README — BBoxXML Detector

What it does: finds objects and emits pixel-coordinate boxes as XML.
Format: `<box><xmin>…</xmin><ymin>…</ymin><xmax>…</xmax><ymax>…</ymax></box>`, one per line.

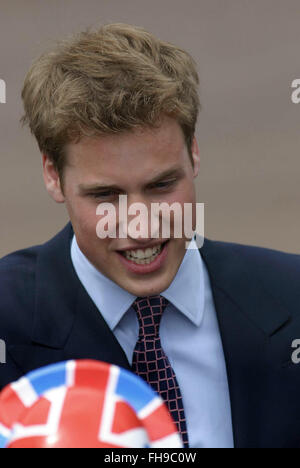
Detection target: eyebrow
<box><xmin>78</xmin><ymin>166</ymin><xmax>185</xmax><ymax>193</ymax></box>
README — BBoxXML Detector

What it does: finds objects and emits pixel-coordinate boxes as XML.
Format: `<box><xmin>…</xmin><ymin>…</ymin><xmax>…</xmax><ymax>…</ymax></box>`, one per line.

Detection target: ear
<box><xmin>191</xmin><ymin>137</ymin><xmax>200</xmax><ymax>178</ymax></box>
<box><xmin>42</xmin><ymin>155</ymin><xmax>65</xmax><ymax>203</ymax></box>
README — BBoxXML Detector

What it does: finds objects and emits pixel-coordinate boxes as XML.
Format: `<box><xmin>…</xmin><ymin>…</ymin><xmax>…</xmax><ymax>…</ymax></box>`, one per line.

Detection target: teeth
<box><xmin>130</xmin><ymin>247</ymin><xmax>160</xmax><ymax>259</ymax></box>
<box><xmin>123</xmin><ymin>244</ymin><xmax>163</xmax><ymax>263</ymax></box>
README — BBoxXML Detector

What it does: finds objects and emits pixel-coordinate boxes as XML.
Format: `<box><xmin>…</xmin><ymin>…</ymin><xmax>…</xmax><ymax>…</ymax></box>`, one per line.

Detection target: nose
<box><xmin>118</xmin><ymin>195</ymin><xmax>161</xmax><ymax>241</ymax></box>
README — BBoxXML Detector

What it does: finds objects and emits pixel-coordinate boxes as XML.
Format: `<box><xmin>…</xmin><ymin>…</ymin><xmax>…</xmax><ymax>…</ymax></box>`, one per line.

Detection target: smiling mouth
<box><xmin>117</xmin><ymin>240</ymin><xmax>169</xmax><ymax>265</ymax></box>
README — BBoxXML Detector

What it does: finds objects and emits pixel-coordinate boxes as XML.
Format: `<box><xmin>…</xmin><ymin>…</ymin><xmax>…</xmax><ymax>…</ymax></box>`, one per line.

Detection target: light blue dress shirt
<box><xmin>71</xmin><ymin>236</ymin><xmax>234</xmax><ymax>448</ymax></box>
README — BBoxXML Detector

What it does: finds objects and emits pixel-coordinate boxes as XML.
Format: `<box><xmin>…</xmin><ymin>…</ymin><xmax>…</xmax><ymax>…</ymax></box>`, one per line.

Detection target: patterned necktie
<box><xmin>131</xmin><ymin>295</ymin><xmax>189</xmax><ymax>448</ymax></box>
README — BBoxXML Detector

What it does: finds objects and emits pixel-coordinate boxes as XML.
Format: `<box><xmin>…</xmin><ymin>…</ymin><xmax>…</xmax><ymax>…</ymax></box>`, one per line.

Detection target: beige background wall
<box><xmin>0</xmin><ymin>0</ymin><xmax>299</xmax><ymax>257</ymax></box>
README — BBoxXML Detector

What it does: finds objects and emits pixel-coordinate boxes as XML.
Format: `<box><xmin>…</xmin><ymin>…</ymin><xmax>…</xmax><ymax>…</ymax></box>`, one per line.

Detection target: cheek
<box><xmin>67</xmin><ymin>198</ymin><xmax>100</xmax><ymax>239</ymax></box>
<box><xmin>158</xmin><ymin>187</ymin><xmax>195</xmax><ymax>238</ymax></box>
<box><xmin>166</xmin><ymin>185</ymin><xmax>196</xmax><ymax>213</ymax></box>
<box><xmin>76</xmin><ymin>219</ymin><xmax>112</xmax><ymax>262</ymax></box>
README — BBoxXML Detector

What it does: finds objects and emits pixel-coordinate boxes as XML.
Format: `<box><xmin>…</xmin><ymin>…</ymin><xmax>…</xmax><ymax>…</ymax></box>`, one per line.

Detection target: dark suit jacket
<box><xmin>0</xmin><ymin>222</ymin><xmax>300</xmax><ymax>447</ymax></box>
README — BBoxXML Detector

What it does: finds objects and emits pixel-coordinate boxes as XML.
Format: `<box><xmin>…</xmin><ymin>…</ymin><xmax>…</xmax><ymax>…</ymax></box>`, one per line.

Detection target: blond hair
<box><xmin>21</xmin><ymin>23</ymin><xmax>200</xmax><ymax>177</ymax></box>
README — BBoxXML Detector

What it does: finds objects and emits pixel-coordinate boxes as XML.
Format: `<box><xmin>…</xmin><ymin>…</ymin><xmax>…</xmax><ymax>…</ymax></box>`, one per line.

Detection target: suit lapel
<box><xmin>200</xmin><ymin>239</ymin><xmax>291</xmax><ymax>448</ymax></box>
<box><xmin>62</xmin><ymin>283</ymin><xmax>130</xmax><ymax>368</ymax></box>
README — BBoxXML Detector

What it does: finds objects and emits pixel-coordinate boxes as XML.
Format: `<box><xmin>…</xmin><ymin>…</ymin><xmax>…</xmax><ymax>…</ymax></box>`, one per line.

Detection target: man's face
<box><xmin>43</xmin><ymin>116</ymin><xmax>200</xmax><ymax>297</ymax></box>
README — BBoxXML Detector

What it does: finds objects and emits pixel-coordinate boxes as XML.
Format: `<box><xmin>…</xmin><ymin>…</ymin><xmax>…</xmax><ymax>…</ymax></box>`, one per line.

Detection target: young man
<box><xmin>0</xmin><ymin>23</ymin><xmax>300</xmax><ymax>448</ymax></box>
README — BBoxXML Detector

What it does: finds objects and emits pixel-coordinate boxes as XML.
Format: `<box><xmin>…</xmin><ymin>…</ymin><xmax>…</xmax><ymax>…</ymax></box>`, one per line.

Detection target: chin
<box><xmin>127</xmin><ymin>276</ymin><xmax>174</xmax><ymax>298</ymax></box>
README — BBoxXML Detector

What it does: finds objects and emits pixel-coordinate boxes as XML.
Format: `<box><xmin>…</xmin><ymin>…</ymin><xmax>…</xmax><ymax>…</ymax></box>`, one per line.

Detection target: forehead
<box><xmin>65</xmin><ymin>117</ymin><xmax>187</xmax><ymax>173</ymax></box>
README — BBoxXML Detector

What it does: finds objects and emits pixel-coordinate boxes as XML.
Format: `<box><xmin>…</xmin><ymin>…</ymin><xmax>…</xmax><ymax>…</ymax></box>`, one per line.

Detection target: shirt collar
<box><xmin>162</xmin><ymin>238</ymin><xmax>205</xmax><ymax>327</ymax></box>
<box><xmin>71</xmin><ymin>236</ymin><xmax>205</xmax><ymax>330</ymax></box>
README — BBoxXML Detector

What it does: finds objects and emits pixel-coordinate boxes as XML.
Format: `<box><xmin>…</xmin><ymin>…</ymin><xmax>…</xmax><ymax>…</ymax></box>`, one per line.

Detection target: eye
<box><xmin>153</xmin><ymin>179</ymin><xmax>176</xmax><ymax>189</ymax></box>
<box><xmin>89</xmin><ymin>191</ymin><xmax>117</xmax><ymax>199</ymax></box>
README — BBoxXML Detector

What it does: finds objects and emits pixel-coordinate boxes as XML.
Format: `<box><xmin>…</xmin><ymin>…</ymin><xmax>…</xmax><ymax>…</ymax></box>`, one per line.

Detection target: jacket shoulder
<box><xmin>0</xmin><ymin>245</ymin><xmax>42</xmax><ymax>341</ymax></box>
<box><xmin>0</xmin><ymin>244</ymin><xmax>40</xmax><ymax>271</ymax></box>
<box><xmin>209</xmin><ymin>239</ymin><xmax>300</xmax><ymax>272</ymax></box>
<box><xmin>205</xmin><ymin>238</ymin><xmax>300</xmax><ymax>265</ymax></box>
<box><xmin>202</xmin><ymin>238</ymin><xmax>300</xmax><ymax>315</ymax></box>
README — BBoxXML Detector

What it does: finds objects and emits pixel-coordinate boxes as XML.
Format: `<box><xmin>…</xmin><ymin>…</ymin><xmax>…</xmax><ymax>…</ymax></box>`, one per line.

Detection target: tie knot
<box><xmin>132</xmin><ymin>295</ymin><xmax>169</xmax><ymax>338</ymax></box>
